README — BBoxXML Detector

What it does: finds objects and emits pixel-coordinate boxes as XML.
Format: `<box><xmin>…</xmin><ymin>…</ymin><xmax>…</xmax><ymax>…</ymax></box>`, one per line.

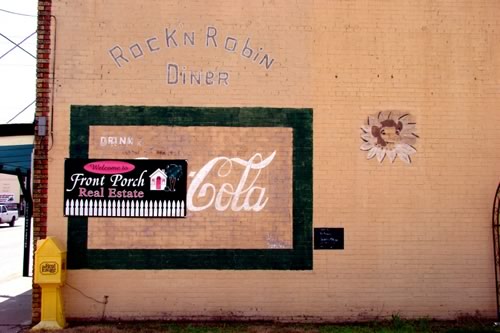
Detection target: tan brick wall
<box><xmin>38</xmin><ymin>0</ymin><xmax>500</xmax><ymax>321</ymax></box>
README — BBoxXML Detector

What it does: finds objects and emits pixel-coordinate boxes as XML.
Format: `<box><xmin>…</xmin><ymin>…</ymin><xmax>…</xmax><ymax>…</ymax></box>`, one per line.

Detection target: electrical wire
<box><xmin>0</xmin><ymin>33</ymin><xmax>36</xmax><ymax>59</ymax></box>
<box><xmin>0</xmin><ymin>9</ymin><xmax>38</xmax><ymax>129</ymax></box>
<box><xmin>0</xmin><ymin>31</ymin><xmax>36</xmax><ymax>60</ymax></box>
<box><xmin>65</xmin><ymin>283</ymin><xmax>109</xmax><ymax>320</ymax></box>
<box><xmin>65</xmin><ymin>283</ymin><xmax>108</xmax><ymax>304</ymax></box>
<box><xmin>0</xmin><ymin>8</ymin><xmax>37</xmax><ymax>17</ymax></box>
<box><xmin>6</xmin><ymin>100</ymin><xmax>35</xmax><ymax>124</ymax></box>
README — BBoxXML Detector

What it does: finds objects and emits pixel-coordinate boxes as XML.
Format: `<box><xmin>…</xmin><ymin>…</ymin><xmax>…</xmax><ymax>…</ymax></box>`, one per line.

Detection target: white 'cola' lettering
<box><xmin>187</xmin><ymin>151</ymin><xmax>276</xmax><ymax>212</ymax></box>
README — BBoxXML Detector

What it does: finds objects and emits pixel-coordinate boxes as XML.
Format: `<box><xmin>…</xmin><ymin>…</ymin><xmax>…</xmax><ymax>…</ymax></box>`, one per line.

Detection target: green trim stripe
<box><xmin>69</xmin><ymin>106</ymin><xmax>313</xmax><ymax>270</ymax></box>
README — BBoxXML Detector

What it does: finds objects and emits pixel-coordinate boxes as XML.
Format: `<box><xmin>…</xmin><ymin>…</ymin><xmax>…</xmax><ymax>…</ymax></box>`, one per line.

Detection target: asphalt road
<box><xmin>0</xmin><ymin>217</ymin><xmax>33</xmax><ymax>282</ymax></box>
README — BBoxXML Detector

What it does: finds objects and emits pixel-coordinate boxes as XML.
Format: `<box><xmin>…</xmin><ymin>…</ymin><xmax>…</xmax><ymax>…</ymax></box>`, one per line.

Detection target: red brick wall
<box><xmin>33</xmin><ymin>0</ymin><xmax>52</xmax><ymax>323</ymax></box>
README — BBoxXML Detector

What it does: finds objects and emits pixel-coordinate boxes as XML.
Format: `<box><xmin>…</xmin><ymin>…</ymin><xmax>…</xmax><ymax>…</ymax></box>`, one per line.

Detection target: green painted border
<box><xmin>68</xmin><ymin>106</ymin><xmax>313</xmax><ymax>270</ymax></box>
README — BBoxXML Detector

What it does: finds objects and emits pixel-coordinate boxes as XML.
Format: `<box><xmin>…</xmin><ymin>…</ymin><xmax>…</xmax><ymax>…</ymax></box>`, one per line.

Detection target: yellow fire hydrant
<box><xmin>32</xmin><ymin>237</ymin><xmax>67</xmax><ymax>330</ymax></box>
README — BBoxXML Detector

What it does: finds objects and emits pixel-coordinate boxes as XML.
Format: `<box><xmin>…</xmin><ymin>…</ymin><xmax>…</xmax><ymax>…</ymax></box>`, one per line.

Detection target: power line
<box><xmin>0</xmin><ymin>32</ymin><xmax>36</xmax><ymax>59</ymax></box>
<box><xmin>0</xmin><ymin>31</ymin><xmax>36</xmax><ymax>60</ymax></box>
<box><xmin>6</xmin><ymin>100</ymin><xmax>36</xmax><ymax>124</ymax></box>
<box><xmin>0</xmin><ymin>8</ymin><xmax>37</xmax><ymax>18</ymax></box>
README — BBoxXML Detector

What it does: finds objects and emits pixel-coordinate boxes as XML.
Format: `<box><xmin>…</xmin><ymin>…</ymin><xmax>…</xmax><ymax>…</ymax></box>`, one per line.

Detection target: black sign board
<box><xmin>64</xmin><ymin>159</ymin><xmax>187</xmax><ymax>218</ymax></box>
<box><xmin>314</xmin><ymin>228</ymin><xmax>344</xmax><ymax>250</ymax></box>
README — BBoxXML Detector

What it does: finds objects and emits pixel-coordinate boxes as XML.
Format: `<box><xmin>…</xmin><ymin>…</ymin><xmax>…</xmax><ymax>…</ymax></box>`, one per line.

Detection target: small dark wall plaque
<box><xmin>314</xmin><ymin>228</ymin><xmax>344</xmax><ymax>250</ymax></box>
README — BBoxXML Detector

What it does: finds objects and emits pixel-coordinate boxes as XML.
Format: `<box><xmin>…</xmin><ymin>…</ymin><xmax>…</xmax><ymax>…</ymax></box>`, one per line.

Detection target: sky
<box><xmin>0</xmin><ymin>1</ymin><xmax>38</xmax><ymax>124</ymax></box>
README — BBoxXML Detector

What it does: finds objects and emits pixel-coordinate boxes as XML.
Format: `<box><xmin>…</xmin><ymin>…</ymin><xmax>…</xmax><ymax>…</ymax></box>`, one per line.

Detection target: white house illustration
<box><xmin>149</xmin><ymin>168</ymin><xmax>167</xmax><ymax>191</ymax></box>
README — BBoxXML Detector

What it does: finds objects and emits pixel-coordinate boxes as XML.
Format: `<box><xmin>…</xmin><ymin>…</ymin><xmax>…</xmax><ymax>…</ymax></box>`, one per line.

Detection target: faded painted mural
<box><xmin>360</xmin><ymin>111</ymin><xmax>418</xmax><ymax>164</ymax></box>
<box><xmin>67</xmin><ymin>106</ymin><xmax>313</xmax><ymax>270</ymax></box>
<box><xmin>90</xmin><ymin>127</ymin><xmax>292</xmax><ymax>249</ymax></box>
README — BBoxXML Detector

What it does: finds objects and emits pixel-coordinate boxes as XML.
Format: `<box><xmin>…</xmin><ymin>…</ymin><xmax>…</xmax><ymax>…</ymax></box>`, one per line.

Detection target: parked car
<box><xmin>0</xmin><ymin>204</ymin><xmax>18</xmax><ymax>227</ymax></box>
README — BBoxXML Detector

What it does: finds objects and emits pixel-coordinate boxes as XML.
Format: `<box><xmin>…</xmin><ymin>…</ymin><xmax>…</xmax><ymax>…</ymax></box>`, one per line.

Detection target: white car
<box><xmin>0</xmin><ymin>204</ymin><xmax>18</xmax><ymax>227</ymax></box>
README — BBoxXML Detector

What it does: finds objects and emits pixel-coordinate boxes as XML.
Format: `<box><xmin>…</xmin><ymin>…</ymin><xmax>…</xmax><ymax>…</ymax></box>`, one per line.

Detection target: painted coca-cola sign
<box><xmin>68</xmin><ymin>106</ymin><xmax>312</xmax><ymax>270</ymax></box>
<box><xmin>64</xmin><ymin>159</ymin><xmax>187</xmax><ymax>217</ymax></box>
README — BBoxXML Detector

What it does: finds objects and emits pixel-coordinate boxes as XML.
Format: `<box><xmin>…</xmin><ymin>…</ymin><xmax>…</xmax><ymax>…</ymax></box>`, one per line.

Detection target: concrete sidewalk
<box><xmin>0</xmin><ymin>276</ymin><xmax>32</xmax><ymax>333</ymax></box>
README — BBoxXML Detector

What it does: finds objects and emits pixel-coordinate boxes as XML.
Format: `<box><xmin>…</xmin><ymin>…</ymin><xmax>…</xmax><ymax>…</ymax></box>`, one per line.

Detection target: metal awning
<box><xmin>0</xmin><ymin>123</ymin><xmax>34</xmax><ymax>176</ymax></box>
<box><xmin>0</xmin><ymin>123</ymin><xmax>34</xmax><ymax>276</ymax></box>
<box><xmin>0</xmin><ymin>144</ymin><xmax>33</xmax><ymax>175</ymax></box>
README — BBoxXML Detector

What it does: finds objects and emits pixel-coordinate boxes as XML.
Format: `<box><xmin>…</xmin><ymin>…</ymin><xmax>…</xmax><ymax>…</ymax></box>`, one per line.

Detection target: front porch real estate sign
<box><xmin>64</xmin><ymin>159</ymin><xmax>188</xmax><ymax>218</ymax></box>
